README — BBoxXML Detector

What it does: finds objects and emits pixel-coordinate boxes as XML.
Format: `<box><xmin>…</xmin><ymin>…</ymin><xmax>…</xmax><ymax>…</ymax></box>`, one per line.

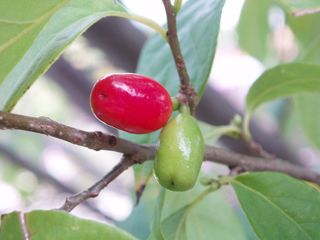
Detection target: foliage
<box><xmin>1</xmin><ymin>0</ymin><xmax>320</xmax><ymax>239</ymax></box>
<box><xmin>0</xmin><ymin>210</ymin><xmax>136</xmax><ymax>240</ymax></box>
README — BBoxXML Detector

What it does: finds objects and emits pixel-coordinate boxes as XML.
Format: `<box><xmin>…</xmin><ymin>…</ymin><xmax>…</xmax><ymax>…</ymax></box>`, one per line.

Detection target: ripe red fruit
<box><xmin>90</xmin><ymin>73</ymin><xmax>173</xmax><ymax>134</ymax></box>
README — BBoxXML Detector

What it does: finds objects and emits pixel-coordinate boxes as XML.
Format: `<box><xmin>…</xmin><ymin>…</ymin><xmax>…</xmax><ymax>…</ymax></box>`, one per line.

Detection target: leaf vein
<box><xmin>233</xmin><ymin>180</ymin><xmax>313</xmax><ymax>240</ymax></box>
<box><xmin>0</xmin><ymin>0</ymin><xmax>69</xmax><ymax>53</ymax></box>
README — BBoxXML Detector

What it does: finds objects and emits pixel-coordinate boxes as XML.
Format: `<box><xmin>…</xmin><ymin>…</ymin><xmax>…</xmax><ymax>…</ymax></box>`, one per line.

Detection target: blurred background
<box><xmin>1</xmin><ymin>0</ymin><xmax>319</xmax><ymax>239</ymax></box>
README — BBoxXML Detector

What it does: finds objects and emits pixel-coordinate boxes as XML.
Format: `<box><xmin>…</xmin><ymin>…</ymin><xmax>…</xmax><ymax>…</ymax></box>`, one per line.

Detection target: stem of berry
<box><xmin>162</xmin><ymin>0</ymin><xmax>198</xmax><ymax>114</ymax></box>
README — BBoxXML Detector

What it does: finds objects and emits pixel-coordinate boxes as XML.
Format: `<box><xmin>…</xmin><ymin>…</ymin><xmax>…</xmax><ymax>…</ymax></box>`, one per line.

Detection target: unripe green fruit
<box><xmin>154</xmin><ymin>112</ymin><xmax>205</xmax><ymax>191</ymax></box>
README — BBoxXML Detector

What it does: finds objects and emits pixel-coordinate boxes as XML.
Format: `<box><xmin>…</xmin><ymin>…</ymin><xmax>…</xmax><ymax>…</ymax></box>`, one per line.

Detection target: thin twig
<box><xmin>60</xmin><ymin>154</ymin><xmax>142</xmax><ymax>212</ymax></box>
<box><xmin>162</xmin><ymin>0</ymin><xmax>197</xmax><ymax>113</ymax></box>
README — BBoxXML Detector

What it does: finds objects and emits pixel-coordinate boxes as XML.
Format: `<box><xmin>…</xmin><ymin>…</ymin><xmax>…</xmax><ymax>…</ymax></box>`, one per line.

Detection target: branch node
<box><xmin>108</xmin><ymin>135</ymin><xmax>117</xmax><ymax>147</ymax></box>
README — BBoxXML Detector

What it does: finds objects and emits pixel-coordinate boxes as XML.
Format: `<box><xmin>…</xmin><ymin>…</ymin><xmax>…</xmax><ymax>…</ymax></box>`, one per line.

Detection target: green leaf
<box><xmin>119</xmin><ymin>180</ymin><xmax>163</xmax><ymax>239</ymax></box>
<box><xmin>302</xmin><ymin>41</ymin><xmax>320</xmax><ymax>65</ymax></box>
<box><xmin>232</xmin><ymin>172</ymin><xmax>320</xmax><ymax>240</ymax></box>
<box><xmin>237</xmin><ymin>0</ymin><xmax>272</xmax><ymax>61</ymax></box>
<box><xmin>284</xmin><ymin>12</ymin><xmax>320</xmax><ymax>150</ymax></box>
<box><xmin>161</xmin><ymin>205</ymin><xmax>189</xmax><ymax>240</ymax></box>
<box><xmin>0</xmin><ymin>212</ymin><xmax>24</xmax><ymax>240</ymax></box>
<box><xmin>246</xmin><ymin>63</ymin><xmax>320</xmax><ymax>114</ymax></box>
<box><xmin>160</xmin><ymin>184</ymin><xmax>246</xmax><ymax>240</ymax></box>
<box><xmin>286</xmin><ymin>11</ymin><xmax>320</xmax><ymax>64</ymax></box>
<box><xmin>0</xmin><ymin>0</ymin><xmax>125</xmax><ymax>111</ymax></box>
<box><xmin>287</xmin><ymin>13</ymin><xmax>320</xmax><ymax>47</ymax></box>
<box><xmin>0</xmin><ymin>210</ymin><xmax>136</xmax><ymax>240</ymax></box>
<box><xmin>294</xmin><ymin>93</ymin><xmax>320</xmax><ymax>148</ymax></box>
<box><xmin>198</xmin><ymin>121</ymin><xmax>222</xmax><ymax>144</ymax></box>
<box><xmin>137</xmin><ymin>0</ymin><xmax>226</xmax><ymax>97</ymax></box>
<box><xmin>275</xmin><ymin>0</ymin><xmax>320</xmax><ymax>14</ymax></box>
<box><xmin>198</xmin><ymin>121</ymin><xmax>239</xmax><ymax>145</ymax></box>
<box><xmin>284</xmin><ymin>10</ymin><xmax>320</xmax><ymax>150</ymax></box>
<box><xmin>148</xmin><ymin>188</ymin><xmax>166</xmax><ymax>240</ymax></box>
<box><xmin>118</xmin><ymin>199</ymin><xmax>153</xmax><ymax>240</ymax></box>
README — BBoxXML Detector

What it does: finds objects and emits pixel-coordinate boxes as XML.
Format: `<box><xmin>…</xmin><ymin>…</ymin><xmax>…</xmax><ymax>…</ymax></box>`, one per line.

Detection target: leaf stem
<box><xmin>242</xmin><ymin>112</ymin><xmax>252</xmax><ymax>142</ymax></box>
<box><xmin>174</xmin><ymin>0</ymin><xmax>183</xmax><ymax>14</ymax></box>
<box><xmin>205</xmin><ymin>125</ymin><xmax>241</xmax><ymax>140</ymax></box>
<box><xmin>112</xmin><ymin>12</ymin><xmax>167</xmax><ymax>40</ymax></box>
<box><xmin>171</xmin><ymin>97</ymin><xmax>180</xmax><ymax>110</ymax></box>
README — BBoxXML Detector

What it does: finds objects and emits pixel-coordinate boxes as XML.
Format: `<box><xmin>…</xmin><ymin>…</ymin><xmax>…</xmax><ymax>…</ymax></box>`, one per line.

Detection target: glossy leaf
<box><xmin>0</xmin><ymin>210</ymin><xmax>136</xmax><ymax>240</ymax></box>
<box><xmin>159</xmin><ymin>184</ymin><xmax>246</xmax><ymax>240</ymax></box>
<box><xmin>276</xmin><ymin>0</ymin><xmax>320</xmax><ymax>14</ymax></box>
<box><xmin>232</xmin><ymin>172</ymin><xmax>320</xmax><ymax>240</ymax></box>
<box><xmin>246</xmin><ymin>63</ymin><xmax>320</xmax><ymax>113</ymax></box>
<box><xmin>137</xmin><ymin>0</ymin><xmax>225</xmax><ymax>97</ymax></box>
<box><xmin>0</xmin><ymin>212</ymin><xmax>24</xmax><ymax>240</ymax></box>
<box><xmin>0</xmin><ymin>0</ymin><xmax>125</xmax><ymax>111</ymax></box>
<box><xmin>237</xmin><ymin>0</ymin><xmax>271</xmax><ymax>61</ymax></box>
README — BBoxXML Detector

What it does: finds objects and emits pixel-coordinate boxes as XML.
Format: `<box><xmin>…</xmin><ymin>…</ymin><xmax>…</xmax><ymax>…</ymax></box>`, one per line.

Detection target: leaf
<box><xmin>237</xmin><ymin>0</ymin><xmax>272</xmax><ymax>61</ymax></box>
<box><xmin>0</xmin><ymin>210</ymin><xmax>136</xmax><ymax>240</ymax></box>
<box><xmin>275</xmin><ymin>0</ymin><xmax>320</xmax><ymax>14</ymax></box>
<box><xmin>137</xmin><ymin>0</ymin><xmax>226</xmax><ymax>97</ymax></box>
<box><xmin>285</xmin><ymin>13</ymin><xmax>320</xmax><ymax>150</ymax></box>
<box><xmin>160</xmin><ymin>184</ymin><xmax>246</xmax><ymax>240</ymax></box>
<box><xmin>0</xmin><ymin>212</ymin><xmax>24</xmax><ymax>240</ymax></box>
<box><xmin>118</xmin><ymin>200</ymin><xmax>153</xmax><ymax>240</ymax></box>
<box><xmin>198</xmin><ymin>121</ymin><xmax>222</xmax><ymax>144</ymax></box>
<box><xmin>148</xmin><ymin>188</ymin><xmax>166</xmax><ymax>240</ymax></box>
<box><xmin>232</xmin><ymin>172</ymin><xmax>320</xmax><ymax>240</ymax></box>
<box><xmin>246</xmin><ymin>63</ymin><xmax>320</xmax><ymax>114</ymax></box>
<box><xmin>0</xmin><ymin>0</ymin><xmax>125</xmax><ymax>111</ymax></box>
<box><xmin>287</xmin><ymin>13</ymin><xmax>320</xmax><ymax>47</ymax></box>
<box><xmin>161</xmin><ymin>205</ymin><xmax>189</xmax><ymax>240</ymax></box>
<box><xmin>119</xmin><ymin>180</ymin><xmax>162</xmax><ymax>240</ymax></box>
<box><xmin>286</xmin><ymin>11</ymin><xmax>320</xmax><ymax>64</ymax></box>
<box><xmin>198</xmin><ymin>121</ymin><xmax>239</xmax><ymax>145</ymax></box>
<box><xmin>294</xmin><ymin>93</ymin><xmax>320</xmax><ymax>148</ymax></box>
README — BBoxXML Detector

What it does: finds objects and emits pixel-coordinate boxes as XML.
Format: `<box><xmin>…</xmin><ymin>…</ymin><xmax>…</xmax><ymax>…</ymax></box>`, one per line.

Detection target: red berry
<box><xmin>90</xmin><ymin>73</ymin><xmax>173</xmax><ymax>134</ymax></box>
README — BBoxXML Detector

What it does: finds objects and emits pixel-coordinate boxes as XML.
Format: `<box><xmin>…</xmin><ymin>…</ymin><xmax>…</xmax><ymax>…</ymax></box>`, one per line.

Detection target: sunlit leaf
<box><xmin>0</xmin><ymin>0</ymin><xmax>125</xmax><ymax>111</ymax></box>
